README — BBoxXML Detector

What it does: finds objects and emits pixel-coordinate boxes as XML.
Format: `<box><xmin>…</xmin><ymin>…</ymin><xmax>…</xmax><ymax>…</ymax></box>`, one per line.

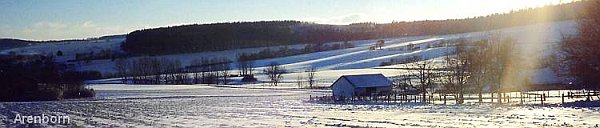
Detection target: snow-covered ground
<box><xmin>2</xmin><ymin>20</ymin><xmax>600</xmax><ymax>127</ymax></box>
<box><xmin>1</xmin><ymin>85</ymin><xmax>599</xmax><ymax>127</ymax></box>
<box><xmin>0</xmin><ymin>37</ymin><xmax>125</xmax><ymax>62</ymax></box>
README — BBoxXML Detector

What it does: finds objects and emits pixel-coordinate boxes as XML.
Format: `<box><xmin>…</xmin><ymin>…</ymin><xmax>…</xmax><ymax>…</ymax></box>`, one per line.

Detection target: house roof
<box><xmin>335</xmin><ymin>74</ymin><xmax>392</xmax><ymax>88</ymax></box>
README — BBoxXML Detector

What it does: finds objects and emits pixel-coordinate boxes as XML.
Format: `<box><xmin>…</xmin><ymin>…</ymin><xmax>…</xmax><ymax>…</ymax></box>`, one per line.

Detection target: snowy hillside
<box><xmin>1</xmin><ymin>21</ymin><xmax>577</xmax><ymax>85</ymax></box>
<box><xmin>0</xmin><ymin>36</ymin><xmax>125</xmax><ymax>62</ymax></box>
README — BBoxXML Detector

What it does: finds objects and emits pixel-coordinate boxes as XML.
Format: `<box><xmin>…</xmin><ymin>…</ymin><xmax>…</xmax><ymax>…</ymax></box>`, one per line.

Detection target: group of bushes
<box><xmin>237</xmin><ymin>42</ymin><xmax>355</xmax><ymax>61</ymax></box>
<box><xmin>0</xmin><ymin>54</ymin><xmax>95</xmax><ymax>102</ymax></box>
<box><xmin>73</xmin><ymin>48</ymin><xmax>126</xmax><ymax>62</ymax></box>
<box><xmin>380</xmin><ymin>55</ymin><xmax>421</xmax><ymax>66</ymax></box>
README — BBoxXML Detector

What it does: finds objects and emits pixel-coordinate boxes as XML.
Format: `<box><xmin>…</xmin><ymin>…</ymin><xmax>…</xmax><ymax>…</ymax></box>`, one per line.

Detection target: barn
<box><xmin>330</xmin><ymin>74</ymin><xmax>393</xmax><ymax>99</ymax></box>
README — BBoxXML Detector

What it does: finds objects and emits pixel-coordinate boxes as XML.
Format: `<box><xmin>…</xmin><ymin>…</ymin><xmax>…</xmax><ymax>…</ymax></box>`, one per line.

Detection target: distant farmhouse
<box><xmin>331</xmin><ymin>74</ymin><xmax>393</xmax><ymax>99</ymax></box>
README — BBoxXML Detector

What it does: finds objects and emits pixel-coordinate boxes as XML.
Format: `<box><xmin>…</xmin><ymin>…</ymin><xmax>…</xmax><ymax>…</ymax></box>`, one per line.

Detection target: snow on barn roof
<box><xmin>335</xmin><ymin>74</ymin><xmax>392</xmax><ymax>88</ymax></box>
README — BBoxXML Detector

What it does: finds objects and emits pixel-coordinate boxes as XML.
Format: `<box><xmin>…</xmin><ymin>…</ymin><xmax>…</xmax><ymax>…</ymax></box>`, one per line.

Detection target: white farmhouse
<box><xmin>330</xmin><ymin>74</ymin><xmax>393</xmax><ymax>99</ymax></box>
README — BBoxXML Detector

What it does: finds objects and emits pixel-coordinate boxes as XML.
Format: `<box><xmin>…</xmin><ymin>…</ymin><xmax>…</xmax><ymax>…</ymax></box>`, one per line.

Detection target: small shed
<box><xmin>330</xmin><ymin>74</ymin><xmax>393</xmax><ymax>99</ymax></box>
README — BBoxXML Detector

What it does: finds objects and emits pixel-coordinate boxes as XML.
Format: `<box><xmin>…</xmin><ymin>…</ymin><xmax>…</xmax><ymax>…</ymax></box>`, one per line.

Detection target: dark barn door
<box><xmin>366</xmin><ymin>87</ymin><xmax>376</xmax><ymax>95</ymax></box>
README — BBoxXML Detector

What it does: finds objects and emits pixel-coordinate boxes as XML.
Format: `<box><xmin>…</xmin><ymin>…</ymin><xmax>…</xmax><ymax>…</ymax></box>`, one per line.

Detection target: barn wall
<box><xmin>332</xmin><ymin>79</ymin><xmax>354</xmax><ymax>99</ymax></box>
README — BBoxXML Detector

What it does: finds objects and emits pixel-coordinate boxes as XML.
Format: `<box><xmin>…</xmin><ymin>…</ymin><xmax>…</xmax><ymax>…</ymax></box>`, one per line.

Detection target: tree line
<box><xmin>115</xmin><ymin>57</ymin><xmax>233</xmax><ymax>85</ymax></box>
<box><xmin>122</xmin><ymin>1</ymin><xmax>584</xmax><ymax>56</ymax></box>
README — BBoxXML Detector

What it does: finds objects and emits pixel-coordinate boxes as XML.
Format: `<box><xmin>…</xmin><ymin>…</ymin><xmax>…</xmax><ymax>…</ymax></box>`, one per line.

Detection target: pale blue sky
<box><xmin>0</xmin><ymin>0</ymin><xmax>569</xmax><ymax>40</ymax></box>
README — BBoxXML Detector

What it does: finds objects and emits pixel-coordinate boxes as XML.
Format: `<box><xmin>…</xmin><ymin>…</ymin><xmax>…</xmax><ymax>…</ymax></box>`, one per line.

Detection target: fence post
<box><xmin>508</xmin><ymin>93</ymin><xmax>511</xmax><ymax>103</ymax></box>
<box><xmin>491</xmin><ymin>93</ymin><xmax>494</xmax><ymax>103</ymax></box>
<box><xmin>541</xmin><ymin>93</ymin><xmax>545</xmax><ymax>105</ymax></box>
<box><xmin>562</xmin><ymin>93</ymin><xmax>565</xmax><ymax>104</ymax></box>
<box><xmin>443</xmin><ymin>94</ymin><xmax>447</xmax><ymax>105</ymax></box>
<box><xmin>520</xmin><ymin>92</ymin><xmax>523</xmax><ymax>105</ymax></box>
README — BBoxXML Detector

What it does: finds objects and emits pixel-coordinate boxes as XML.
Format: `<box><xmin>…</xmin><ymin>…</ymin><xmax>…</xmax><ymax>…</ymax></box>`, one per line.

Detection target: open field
<box><xmin>1</xmin><ymin>85</ymin><xmax>599</xmax><ymax>127</ymax></box>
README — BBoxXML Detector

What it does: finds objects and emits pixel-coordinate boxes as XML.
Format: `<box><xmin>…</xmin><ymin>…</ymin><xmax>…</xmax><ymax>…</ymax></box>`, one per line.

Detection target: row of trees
<box><xmin>114</xmin><ymin>55</ymin><xmax>314</xmax><ymax>87</ymax></box>
<box><xmin>123</xmin><ymin>1</ymin><xmax>584</xmax><ymax>56</ymax></box>
<box><xmin>444</xmin><ymin>38</ymin><xmax>520</xmax><ymax>104</ymax></box>
<box><xmin>397</xmin><ymin>37</ymin><xmax>520</xmax><ymax>104</ymax></box>
<box><xmin>395</xmin><ymin>0</ymin><xmax>600</xmax><ymax>104</ymax></box>
<box><xmin>189</xmin><ymin>57</ymin><xmax>232</xmax><ymax>85</ymax></box>
<box><xmin>115</xmin><ymin>57</ymin><xmax>187</xmax><ymax>84</ymax></box>
<box><xmin>115</xmin><ymin>57</ymin><xmax>234</xmax><ymax>85</ymax></box>
<box><xmin>115</xmin><ymin>57</ymin><xmax>318</xmax><ymax>88</ymax></box>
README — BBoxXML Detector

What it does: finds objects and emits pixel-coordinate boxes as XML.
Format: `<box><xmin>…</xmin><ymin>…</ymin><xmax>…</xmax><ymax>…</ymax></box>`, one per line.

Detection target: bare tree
<box><xmin>376</xmin><ymin>40</ymin><xmax>385</xmax><ymax>50</ymax></box>
<box><xmin>264</xmin><ymin>62</ymin><xmax>286</xmax><ymax>86</ymax></box>
<box><xmin>238</xmin><ymin>60</ymin><xmax>254</xmax><ymax>76</ymax></box>
<box><xmin>443</xmin><ymin>39</ymin><xmax>471</xmax><ymax>104</ymax></box>
<box><xmin>466</xmin><ymin>40</ymin><xmax>490</xmax><ymax>103</ymax></box>
<box><xmin>199</xmin><ymin>57</ymin><xmax>214</xmax><ymax>84</ymax></box>
<box><xmin>407</xmin><ymin>58</ymin><xmax>436</xmax><ymax>102</ymax></box>
<box><xmin>130</xmin><ymin>57</ymin><xmax>158</xmax><ymax>84</ymax></box>
<box><xmin>296</xmin><ymin>74</ymin><xmax>303</xmax><ymax>88</ymax></box>
<box><xmin>467</xmin><ymin>35</ymin><xmax>519</xmax><ymax>103</ymax></box>
<box><xmin>305</xmin><ymin>66</ymin><xmax>317</xmax><ymax>88</ymax></box>
<box><xmin>559</xmin><ymin>0</ymin><xmax>600</xmax><ymax>98</ymax></box>
<box><xmin>495</xmin><ymin>38</ymin><xmax>518</xmax><ymax>103</ymax></box>
<box><xmin>171</xmin><ymin>60</ymin><xmax>186</xmax><ymax>84</ymax></box>
<box><xmin>149</xmin><ymin>58</ymin><xmax>161</xmax><ymax>84</ymax></box>
<box><xmin>396</xmin><ymin>61</ymin><xmax>416</xmax><ymax>92</ymax></box>
<box><xmin>115</xmin><ymin>59</ymin><xmax>129</xmax><ymax>83</ymax></box>
<box><xmin>219</xmin><ymin>60</ymin><xmax>231</xmax><ymax>85</ymax></box>
<box><xmin>128</xmin><ymin>58</ymin><xmax>139</xmax><ymax>84</ymax></box>
<box><xmin>161</xmin><ymin>58</ymin><xmax>175</xmax><ymax>84</ymax></box>
<box><xmin>190</xmin><ymin>58</ymin><xmax>203</xmax><ymax>84</ymax></box>
<box><xmin>395</xmin><ymin>56</ymin><xmax>422</xmax><ymax>98</ymax></box>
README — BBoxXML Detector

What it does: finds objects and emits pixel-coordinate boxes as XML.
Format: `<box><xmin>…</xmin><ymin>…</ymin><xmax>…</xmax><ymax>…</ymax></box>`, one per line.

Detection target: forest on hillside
<box><xmin>123</xmin><ymin>1</ymin><xmax>585</xmax><ymax>55</ymax></box>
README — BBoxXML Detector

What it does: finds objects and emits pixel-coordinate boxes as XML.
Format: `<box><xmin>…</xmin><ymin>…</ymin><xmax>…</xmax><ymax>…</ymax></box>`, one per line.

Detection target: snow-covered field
<box><xmin>1</xmin><ymin>85</ymin><xmax>599</xmax><ymax>127</ymax></box>
<box><xmin>1</xmin><ymin>21</ymin><xmax>592</xmax><ymax>127</ymax></box>
<box><xmin>0</xmin><ymin>21</ymin><xmax>577</xmax><ymax>85</ymax></box>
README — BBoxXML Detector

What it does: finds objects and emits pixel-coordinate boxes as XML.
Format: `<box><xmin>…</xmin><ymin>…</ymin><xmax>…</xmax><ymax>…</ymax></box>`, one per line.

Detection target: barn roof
<box><xmin>335</xmin><ymin>74</ymin><xmax>392</xmax><ymax>88</ymax></box>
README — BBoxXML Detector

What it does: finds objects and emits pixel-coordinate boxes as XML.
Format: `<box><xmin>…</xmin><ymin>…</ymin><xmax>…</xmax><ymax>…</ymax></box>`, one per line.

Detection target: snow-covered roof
<box><xmin>337</xmin><ymin>74</ymin><xmax>392</xmax><ymax>88</ymax></box>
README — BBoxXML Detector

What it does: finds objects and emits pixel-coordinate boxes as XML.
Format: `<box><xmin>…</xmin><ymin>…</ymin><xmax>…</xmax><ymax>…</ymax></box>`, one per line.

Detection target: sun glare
<box><xmin>496</xmin><ymin>0</ymin><xmax>563</xmax><ymax>92</ymax></box>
